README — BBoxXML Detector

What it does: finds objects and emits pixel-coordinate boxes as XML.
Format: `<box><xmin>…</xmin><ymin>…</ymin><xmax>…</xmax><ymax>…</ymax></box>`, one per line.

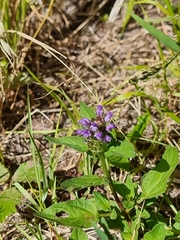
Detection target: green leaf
<box><xmin>93</xmin><ymin>192</ymin><xmax>111</xmax><ymax>211</ymax></box>
<box><xmin>108</xmin><ymin>156</ymin><xmax>130</xmax><ymax>171</ymax></box>
<box><xmin>113</xmin><ymin>181</ymin><xmax>130</xmax><ymax>198</ymax></box>
<box><xmin>125</xmin><ymin>175</ymin><xmax>136</xmax><ymax>199</ymax></box>
<box><xmin>79</xmin><ymin>102</ymin><xmax>96</xmax><ymax>119</ymax></box>
<box><xmin>61</xmin><ymin>175</ymin><xmax>109</xmax><ymax>192</ymax></box>
<box><xmin>0</xmin><ymin>162</ymin><xmax>10</xmax><ymax>183</ymax></box>
<box><xmin>93</xmin><ymin>218</ymin><xmax>116</xmax><ymax>240</ymax></box>
<box><xmin>174</xmin><ymin>222</ymin><xmax>180</xmax><ymax>230</ymax></box>
<box><xmin>121</xmin><ymin>232</ymin><xmax>133</xmax><ymax>240</ymax></box>
<box><xmin>45</xmin><ymin>135</ymin><xmax>88</xmax><ymax>152</ymax></box>
<box><xmin>110</xmin><ymin>208</ymin><xmax>117</xmax><ymax>220</ymax></box>
<box><xmin>175</xmin><ymin>211</ymin><xmax>180</xmax><ymax>223</ymax></box>
<box><xmin>70</xmin><ymin>227</ymin><xmax>88</xmax><ymax>240</ymax></box>
<box><xmin>140</xmin><ymin>146</ymin><xmax>178</xmax><ymax>200</ymax></box>
<box><xmin>168</xmin><ymin>64</ymin><xmax>180</xmax><ymax>77</ymax></box>
<box><xmin>141</xmin><ymin>209</ymin><xmax>150</xmax><ymax>219</ymax></box>
<box><xmin>105</xmin><ymin>140</ymin><xmax>136</xmax><ymax>159</ymax></box>
<box><xmin>92</xmin><ymin>223</ymin><xmax>109</xmax><ymax>240</ymax></box>
<box><xmin>103</xmin><ymin>91</ymin><xmax>151</xmax><ymax>105</ymax></box>
<box><xmin>145</xmin><ymin>210</ymin><xmax>165</xmax><ymax>230</ymax></box>
<box><xmin>14</xmin><ymin>182</ymin><xmax>38</xmax><ymax>206</ymax></box>
<box><xmin>136</xmin><ymin>209</ymin><xmax>150</xmax><ymax>220</ymax></box>
<box><xmin>144</xmin><ymin>223</ymin><xmax>166</xmax><ymax>240</ymax></box>
<box><xmin>121</xmin><ymin>0</ymin><xmax>136</xmax><ymax>35</ymax></box>
<box><xmin>166</xmin><ymin>111</ymin><xmax>180</xmax><ymax>124</ymax></box>
<box><xmin>127</xmin><ymin>113</ymin><xmax>150</xmax><ymax>141</ymax></box>
<box><xmin>0</xmin><ymin>187</ymin><xmax>22</xmax><ymax>223</ymax></box>
<box><xmin>122</xmin><ymin>200</ymin><xmax>135</xmax><ymax>210</ymax></box>
<box><xmin>130</xmin><ymin>12</ymin><xmax>180</xmax><ymax>52</ymax></box>
<box><xmin>35</xmin><ymin>199</ymin><xmax>98</xmax><ymax>228</ymax></box>
<box><xmin>12</xmin><ymin>161</ymin><xmax>37</xmax><ymax>183</ymax></box>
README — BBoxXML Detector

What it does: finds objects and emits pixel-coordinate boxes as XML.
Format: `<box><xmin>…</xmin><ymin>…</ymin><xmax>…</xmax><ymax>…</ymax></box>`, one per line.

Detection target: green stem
<box><xmin>98</xmin><ymin>152</ymin><xmax>131</xmax><ymax>223</ymax></box>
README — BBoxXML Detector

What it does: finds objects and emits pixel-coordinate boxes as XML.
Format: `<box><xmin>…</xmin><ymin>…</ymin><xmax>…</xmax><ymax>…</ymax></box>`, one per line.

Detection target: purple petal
<box><xmin>76</xmin><ymin>129</ymin><xmax>91</xmax><ymax>138</ymax></box>
<box><xmin>106</xmin><ymin>123</ymin><xmax>116</xmax><ymax>132</ymax></box>
<box><xmin>90</xmin><ymin>122</ymin><xmax>98</xmax><ymax>131</ymax></box>
<box><xmin>96</xmin><ymin>105</ymin><xmax>103</xmax><ymax>117</ymax></box>
<box><xmin>78</xmin><ymin>118</ymin><xmax>91</xmax><ymax>127</ymax></box>
<box><xmin>103</xmin><ymin>135</ymin><xmax>111</xmax><ymax>142</ymax></box>
<box><xmin>76</xmin><ymin>129</ymin><xmax>85</xmax><ymax>135</ymax></box>
<box><xmin>104</xmin><ymin>112</ymin><xmax>113</xmax><ymax>122</ymax></box>
<box><xmin>94</xmin><ymin>131</ymin><xmax>103</xmax><ymax>140</ymax></box>
<box><xmin>82</xmin><ymin>130</ymin><xmax>91</xmax><ymax>138</ymax></box>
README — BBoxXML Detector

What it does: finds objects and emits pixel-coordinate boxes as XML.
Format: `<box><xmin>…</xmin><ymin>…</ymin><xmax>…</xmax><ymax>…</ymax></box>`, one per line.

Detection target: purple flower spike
<box><xmin>106</xmin><ymin>123</ymin><xmax>116</xmax><ymax>132</ymax></box>
<box><xmin>78</xmin><ymin>118</ymin><xmax>91</xmax><ymax>127</ymax></box>
<box><xmin>94</xmin><ymin>132</ymin><xmax>103</xmax><ymax>140</ymax></box>
<box><xmin>96</xmin><ymin>105</ymin><xmax>103</xmax><ymax>117</ymax></box>
<box><xmin>104</xmin><ymin>112</ymin><xmax>113</xmax><ymax>122</ymax></box>
<box><xmin>76</xmin><ymin>104</ymin><xmax>116</xmax><ymax>144</ymax></box>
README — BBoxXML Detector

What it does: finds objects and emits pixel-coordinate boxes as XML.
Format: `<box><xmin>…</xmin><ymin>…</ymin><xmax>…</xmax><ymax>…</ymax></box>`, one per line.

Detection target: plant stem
<box><xmin>98</xmin><ymin>152</ymin><xmax>131</xmax><ymax>223</ymax></box>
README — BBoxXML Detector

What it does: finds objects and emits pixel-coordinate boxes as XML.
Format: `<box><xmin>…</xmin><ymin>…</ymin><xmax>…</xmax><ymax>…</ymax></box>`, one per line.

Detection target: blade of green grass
<box><xmin>135</xmin><ymin>1</ymin><xmax>169</xmax><ymax>15</ymax></box>
<box><xmin>27</xmin><ymin>87</ymin><xmax>48</xmax><ymax>203</ymax></box>
<box><xmin>164</xmin><ymin>0</ymin><xmax>180</xmax><ymax>40</ymax></box>
<box><xmin>15</xmin><ymin>225</ymin><xmax>33</xmax><ymax>240</ymax></box>
<box><xmin>130</xmin><ymin>12</ymin><xmax>180</xmax><ymax>52</ymax></box>
<box><xmin>121</xmin><ymin>0</ymin><xmax>136</xmax><ymax>36</ymax></box>
<box><xmin>14</xmin><ymin>182</ymin><xmax>38</xmax><ymax>207</ymax></box>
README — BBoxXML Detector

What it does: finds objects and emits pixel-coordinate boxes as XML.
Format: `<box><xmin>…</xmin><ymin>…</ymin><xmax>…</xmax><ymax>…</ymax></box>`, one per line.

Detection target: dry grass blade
<box><xmin>108</xmin><ymin>0</ymin><xmax>125</xmax><ymax>22</ymax></box>
<box><xmin>7</xmin><ymin>30</ymin><xmax>99</xmax><ymax>102</ymax></box>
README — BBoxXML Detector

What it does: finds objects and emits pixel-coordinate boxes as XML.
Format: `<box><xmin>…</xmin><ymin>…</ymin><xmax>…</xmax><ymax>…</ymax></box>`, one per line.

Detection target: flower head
<box><xmin>76</xmin><ymin>105</ymin><xmax>116</xmax><ymax>143</ymax></box>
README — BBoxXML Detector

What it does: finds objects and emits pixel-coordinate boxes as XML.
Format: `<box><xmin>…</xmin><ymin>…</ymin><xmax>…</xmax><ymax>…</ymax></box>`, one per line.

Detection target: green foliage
<box><xmin>0</xmin><ymin>187</ymin><xmax>22</xmax><ymax>222</ymax></box>
<box><xmin>12</xmin><ymin>161</ymin><xmax>38</xmax><ymax>183</ymax></box>
<box><xmin>144</xmin><ymin>223</ymin><xmax>166</xmax><ymax>240</ymax></box>
<box><xmin>93</xmin><ymin>219</ymin><xmax>117</xmax><ymax>240</ymax></box>
<box><xmin>46</xmin><ymin>135</ymin><xmax>88</xmax><ymax>152</ymax></box>
<box><xmin>0</xmin><ymin>162</ymin><xmax>10</xmax><ymax>183</ymax></box>
<box><xmin>35</xmin><ymin>102</ymin><xmax>180</xmax><ymax>239</ymax></box>
<box><xmin>105</xmin><ymin>140</ymin><xmax>136</xmax><ymax>159</ymax></box>
<box><xmin>35</xmin><ymin>199</ymin><xmax>99</xmax><ymax>228</ymax></box>
<box><xmin>140</xmin><ymin>146</ymin><xmax>178</xmax><ymax>200</ymax></box>
<box><xmin>61</xmin><ymin>175</ymin><xmax>109</xmax><ymax>192</ymax></box>
<box><xmin>130</xmin><ymin>12</ymin><xmax>180</xmax><ymax>52</ymax></box>
<box><xmin>0</xmin><ymin>0</ymin><xmax>30</xmax><ymax>90</ymax></box>
<box><xmin>127</xmin><ymin>113</ymin><xmax>150</xmax><ymax>141</ymax></box>
<box><xmin>175</xmin><ymin>211</ymin><xmax>180</xmax><ymax>223</ymax></box>
<box><xmin>93</xmin><ymin>192</ymin><xmax>111</xmax><ymax>211</ymax></box>
<box><xmin>166</xmin><ymin>111</ymin><xmax>180</xmax><ymax>124</ymax></box>
<box><xmin>70</xmin><ymin>227</ymin><xmax>88</xmax><ymax>240</ymax></box>
<box><xmin>79</xmin><ymin>101</ymin><xmax>96</xmax><ymax>119</ymax></box>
